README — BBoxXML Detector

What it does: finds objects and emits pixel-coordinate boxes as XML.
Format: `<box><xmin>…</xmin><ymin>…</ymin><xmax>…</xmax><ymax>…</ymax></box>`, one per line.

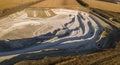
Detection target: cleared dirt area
<box><xmin>83</xmin><ymin>0</ymin><xmax>120</xmax><ymax>12</ymax></box>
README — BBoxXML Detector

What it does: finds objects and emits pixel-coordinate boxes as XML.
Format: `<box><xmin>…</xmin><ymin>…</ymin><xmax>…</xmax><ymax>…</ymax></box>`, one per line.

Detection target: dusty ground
<box><xmin>30</xmin><ymin>0</ymin><xmax>89</xmax><ymax>12</ymax></box>
<box><xmin>0</xmin><ymin>0</ymin><xmax>36</xmax><ymax>9</ymax></box>
<box><xmin>31</xmin><ymin>0</ymin><xmax>80</xmax><ymax>8</ymax></box>
<box><xmin>83</xmin><ymin>0</ymin><xmax>120</xmax><ymax>12</ymax></box>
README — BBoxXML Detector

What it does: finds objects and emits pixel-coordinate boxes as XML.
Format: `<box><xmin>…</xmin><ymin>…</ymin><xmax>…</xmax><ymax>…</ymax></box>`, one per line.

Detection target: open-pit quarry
<box><xmin>0</xmin><ymin>8</ymin><xmax>108</xmax><ymax>56</ymax></box>
<box><xmin>0</xmin><ymin>0</ymin><xmax>119</xmax><ymax>65</ymax></box>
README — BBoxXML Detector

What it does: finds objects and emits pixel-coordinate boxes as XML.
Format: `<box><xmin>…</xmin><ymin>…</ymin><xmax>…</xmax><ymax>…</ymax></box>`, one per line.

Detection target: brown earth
<box><xmin>14</xmin><ymin>43</ymin><xmax>120</xmax><ymax>65</ymax></box>
<box><xmin>30</xmin><ymin>0</ymin><xmax>89</xmax><ymax>12</ymax></box>
<box><xmin>83</xmin><ymin>0</ymin><xmax>120</xmax><ymax>12</ymax></box>
<box><xmin>30</xmin><ymin>0</ymin><xmax>80</xmax><ymax>8</ymax></box>
<box><xmin>0</xmin><ymin>0</ymin><xmax>36</xmax><ymax>9</ymax></box>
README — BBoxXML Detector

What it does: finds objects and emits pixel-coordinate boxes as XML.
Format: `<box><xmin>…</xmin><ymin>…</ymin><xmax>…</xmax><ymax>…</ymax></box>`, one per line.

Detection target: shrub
<box><xmin>76</xmin><ymin>0</ymin><xmax>89</xmax><ymax>7</ymax></box>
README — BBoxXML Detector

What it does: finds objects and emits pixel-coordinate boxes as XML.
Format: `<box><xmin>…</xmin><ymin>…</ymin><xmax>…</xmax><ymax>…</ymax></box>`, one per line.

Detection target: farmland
<box><xmin>0</xmin><ymin>0</ymin><xmax>36</xmax><ymax>9</ymax></box>
<box><xmin>83</xmin><ymin>0</ymin><xmax>120</xmax><ymax>12</ymax></box>
<box><xmin>30</xmin><ymin>0</ymin><xmax>80</xmax><ymax>8</ymax></box>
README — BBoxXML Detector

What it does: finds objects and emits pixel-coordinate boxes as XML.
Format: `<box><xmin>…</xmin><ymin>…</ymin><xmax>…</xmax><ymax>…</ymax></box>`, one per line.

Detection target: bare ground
<box><xmin>83</xmin><ymin>0</ymin><xmax>120</xmax><ymax>12</ymax></box>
